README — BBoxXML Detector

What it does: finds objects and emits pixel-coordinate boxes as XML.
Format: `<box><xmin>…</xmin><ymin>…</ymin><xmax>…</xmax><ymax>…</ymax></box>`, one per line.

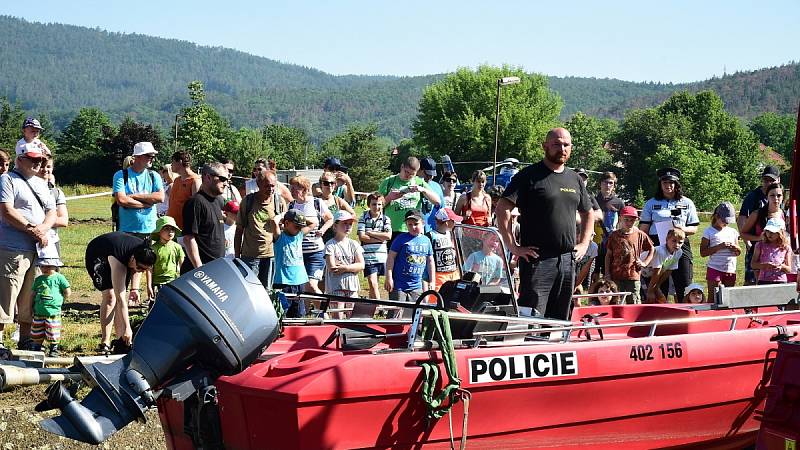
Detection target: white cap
<box><xmin>132</xmin><ymin>142</ymin><xmax>157</xmax><ymax>156</ymax></box>
<box><xmin>686</xmin><ymin>283</ymin><xmax>704</xmax><ymax>294</ymax></box>
<box><xmin>334</xmin><ymin>210</ymin><xmax>354</xmax><ymax>222</ymax></box>
<box><xmin>764</xmin><ymin>217</ymin><xmax>786</xmax><ymax>233</ymax></box>
<box><xmin>16</xmin><ymin>142</ymin><xmax>46</xmax><ymax>158</ymax></box>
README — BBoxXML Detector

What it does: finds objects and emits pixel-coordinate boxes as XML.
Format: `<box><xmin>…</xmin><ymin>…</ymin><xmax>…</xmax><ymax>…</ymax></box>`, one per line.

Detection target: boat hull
<box><xmin>157</xmin><ymin>306</ymin><xmax>800</xmax><ymax>449</ymax></box>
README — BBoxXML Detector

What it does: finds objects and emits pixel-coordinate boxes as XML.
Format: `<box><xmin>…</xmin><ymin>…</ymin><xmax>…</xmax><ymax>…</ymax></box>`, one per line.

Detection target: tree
<box><xmin>645</xmin><ymin>142</ymin><xmax>740</xmax><ymax>211</ymax></box>
<box><xmin>749</xmin><ymin>112</ymin><xmax>797</xmax><ymax>161</ymax></box>
<box><xmin>56</xmin><ymin>108</ymin><xmax>114</xmax><ymax>184</ymax></box>
<box><xmin>221</xmin><ymin>127</ymin><xmax>272</xmax><ymax>176</ymax></box>
<box><xmin>263</xmin><ymin>124</ymin><xmax>311</xmax><ymax>170</ymax></box>
<box><xmin>613</xmin><ymin>91</ymin><xmax>764</xmax><ymax>203</ymax></box>
<box><xmin>58</xmin><ymin>108</ymin><xmax>113</xmax><ymax>155</ymax></box>
<box><xmin>563</xmin><ymin>112</ymin><xmax>617</xmax><ymax>173</ymax></box>
<box><xmin>0</xmin><ymin>97</ymin><xmax>27</xmax><ymax>150</ymax></box>
<box><xmin>322</xmin><ymin>123</ymin><xmax>390</xmax><ymax>192</ymax></box>
<box><xmin>178</xmin><ymin>81</ymin><xmax>231</xmax><ymax>165</ymax></box>
<box><xmin>412</xmin><ymin>65</ymin><xmax>562</xmax><ymax>164</ymax></box>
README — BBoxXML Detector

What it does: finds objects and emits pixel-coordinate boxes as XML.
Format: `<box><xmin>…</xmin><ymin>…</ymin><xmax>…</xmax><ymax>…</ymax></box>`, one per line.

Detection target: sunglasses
<box><xmin>211</xmin><ymin>174</ymin><xmax>229</xmax><ymax>183</ymax></box>
<box><xmin>23</xmin><ymin>156</ymin><xmax>45</xmax><ymax>164</ymax></box>
<box><xmin>444</xmin><ymin>178</ymin><xmax>457</xmax><ymax>183</ymax></box>
<box><xmin>321</xmin><ymin>180</ymin><xmax>336</xmax><ymax>186</ymax></box>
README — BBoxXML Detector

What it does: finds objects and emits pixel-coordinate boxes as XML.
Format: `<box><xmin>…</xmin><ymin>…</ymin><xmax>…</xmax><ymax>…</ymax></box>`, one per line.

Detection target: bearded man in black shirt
<box><xmin>181</xmin><ymin>162</ymin><xmax>228</xmax><ymax>273</ymax></box>
<box><xmin>496</xmin><ymin>128</ymin><xmax>593</xmax><ymax>320</ymax></box>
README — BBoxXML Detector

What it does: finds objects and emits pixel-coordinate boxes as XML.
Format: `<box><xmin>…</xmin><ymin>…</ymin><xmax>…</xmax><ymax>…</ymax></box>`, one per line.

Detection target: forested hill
<box><xmin>1</xmin><ymin>15</ymin><xmax>798</xmax><ymax>141</ymax></box>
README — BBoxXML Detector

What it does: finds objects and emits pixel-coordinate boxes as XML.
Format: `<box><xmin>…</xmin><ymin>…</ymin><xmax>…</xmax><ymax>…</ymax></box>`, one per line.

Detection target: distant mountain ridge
<box><xmin>1</xmin><ymin>15</ymin><xmax>798</xmax><ymax>142</ymax></box>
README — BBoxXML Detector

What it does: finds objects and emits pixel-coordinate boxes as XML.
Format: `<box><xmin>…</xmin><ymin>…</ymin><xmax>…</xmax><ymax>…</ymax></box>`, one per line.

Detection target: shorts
<box><xmin>706</xmin><ymin>267</ymin><xmax>736</xmax><ymax>285</ymax></box>
<box><xmin>87</xmin><ymin>256</ymin><xmax>132</xmax><ymax>292</ymax></box>
<box><xmin>31</xmin><ymin>314</ymin><xmax>62</xmax><ymax>343</ymax></box>
<box><xmin>274</xmin><ymin>284</ymin><xmax>306</xmax><ymax>317</ymax></box>
<box><xmin>0</xmin><ymin>248</ymin><xmax>36</xmax><ymax>324</ymax></box>
<box><xmin>303</xmin><ymin>250</ymin><xmax>325</xmax><ymax>281</ymax></box>
<box><xmin>364</xmin><ymin>262</ymin><xmax>385</xmax><ymax>277</ymax></box>
<box><xmin>389</xmin><ymin>289</ymin><xmax>423</xmax><ymax>318</ymax></box>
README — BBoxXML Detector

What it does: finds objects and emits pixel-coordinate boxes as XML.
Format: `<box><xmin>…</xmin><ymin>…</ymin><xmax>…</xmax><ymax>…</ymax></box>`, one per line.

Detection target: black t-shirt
<box><xmin>739</xmin><ymin>187</ymin><xmax>767</xmax><ymax>234</ymax></box>
<box><xmin>502</xmin><ymin>161</ymin><xmax>592</xmax><ymax>257</ymax></box>
<box><xmin>596</xmin><ymin>193</ymin><xmax>624</xmax><ymax>214</ymax></box>
<box><xmin>182</xmin><ymin>191</ymin><xmax>226</xmax><ymax>264</ymax></box>
<box><xmin>85</xmin><ymin>232</ymin><xmax>147</xmax><ymax>274</ymax></box>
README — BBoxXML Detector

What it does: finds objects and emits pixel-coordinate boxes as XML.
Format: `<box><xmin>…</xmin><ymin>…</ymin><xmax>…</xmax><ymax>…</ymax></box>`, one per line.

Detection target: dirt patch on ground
<box><xmin>0</xmin><ymin>293</ymin><xmax>167</xmax><ymax>449</ymax></box>
<box><xmin>0</xmin><ymin>385</ymin><xmax>166</xmax><ymax>449</ymax></box>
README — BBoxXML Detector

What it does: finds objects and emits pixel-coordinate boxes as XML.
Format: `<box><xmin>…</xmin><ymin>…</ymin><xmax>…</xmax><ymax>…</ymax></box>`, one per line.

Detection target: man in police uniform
<box><xmin>639</xmin><ymin>167</ymin><xmax>699</xmax><ymax>301</ymax></box>
<box><xmin>496</xmin><ymin>128</ymin><xmax>593</xmax><ymax>320</ymax></box>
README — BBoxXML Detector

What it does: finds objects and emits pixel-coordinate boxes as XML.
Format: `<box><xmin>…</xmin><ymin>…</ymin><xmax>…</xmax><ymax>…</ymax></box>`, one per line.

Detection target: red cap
<box><xmin>223</xmin><ymin>200</ymin><xmax>240</xmax><ymax>213</ymax></box>
<box><xmin>620</xmin><ymin>205</ymin><xmax>639</xmax><ymax>218</ymax></box>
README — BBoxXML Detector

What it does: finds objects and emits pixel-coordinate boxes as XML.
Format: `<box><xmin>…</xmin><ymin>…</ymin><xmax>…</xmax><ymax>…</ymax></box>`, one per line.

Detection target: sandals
<box><xmin>96</xmin><ymin>342</ymin><xmax>111</xmax><ymax>355</ymax></box>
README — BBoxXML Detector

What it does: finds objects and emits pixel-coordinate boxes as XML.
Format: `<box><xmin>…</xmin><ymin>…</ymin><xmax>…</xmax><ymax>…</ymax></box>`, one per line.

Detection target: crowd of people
<box><xmin>0</xmin><ymin>117</ymin><xmax>797</xmax><ymax>354</ymax></box>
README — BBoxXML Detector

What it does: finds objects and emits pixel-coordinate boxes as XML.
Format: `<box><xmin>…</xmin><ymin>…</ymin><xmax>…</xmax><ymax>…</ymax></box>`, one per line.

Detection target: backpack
<box><xmin>241</xmin><ymin>190</ymin><xmax>284</xmax><ymax>228</ymax></box>
<box><xmin>111</xmin><ymin>168</ymin><xmax>156</xmax><ymax>231</ymax></box>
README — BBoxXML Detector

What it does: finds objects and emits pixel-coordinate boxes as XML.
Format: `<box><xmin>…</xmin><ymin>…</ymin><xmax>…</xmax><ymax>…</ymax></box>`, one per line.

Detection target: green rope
<box><xmin>269</xmin><ymin>289</ymin><xmax>285</xmax><ymax>323</ymax></box>
<box><xmin>418</xmin><ymin>310</ymin><xmax>462</xmax><ymax>421</ymax></box>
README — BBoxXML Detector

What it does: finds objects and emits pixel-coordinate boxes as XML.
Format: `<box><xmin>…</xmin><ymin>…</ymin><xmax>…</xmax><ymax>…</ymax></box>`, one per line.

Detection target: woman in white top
<box><xmin>440</xmin><ymin>172</ymin><xmax>458</xmax><ymax>210</ymax></box>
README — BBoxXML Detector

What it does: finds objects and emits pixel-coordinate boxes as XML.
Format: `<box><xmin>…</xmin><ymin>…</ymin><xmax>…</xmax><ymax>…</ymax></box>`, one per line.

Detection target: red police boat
<box><xmin>151</xmin><ymin>225</ymin><xmax>800</xmax><ymax>450</ymax></box>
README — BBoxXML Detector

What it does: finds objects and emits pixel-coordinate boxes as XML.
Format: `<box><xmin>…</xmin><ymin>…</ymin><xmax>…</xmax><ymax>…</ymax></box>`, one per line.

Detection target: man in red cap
<box><xmin>0</xmin><ymin>143</ymin><xmax>56</xmax><ymax>349</ymax></box>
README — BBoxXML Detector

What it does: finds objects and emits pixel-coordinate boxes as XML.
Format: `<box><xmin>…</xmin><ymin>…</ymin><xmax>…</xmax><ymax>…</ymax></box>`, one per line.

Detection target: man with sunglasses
<box><xmin>181</xmin><ymin>162</ymin><xmax>229</xmax><ymax>273</ymax></box>
<box><xmin>0</xmin><ymin>143</ymin><xmax>56</xmax><ymax>350</ymax></box>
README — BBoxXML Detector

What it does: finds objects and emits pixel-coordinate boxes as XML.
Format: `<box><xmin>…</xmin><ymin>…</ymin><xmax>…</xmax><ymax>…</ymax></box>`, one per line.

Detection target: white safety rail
<box><xmin>65</xmin><ymin>191</ymin><xmax>112</xmax><ymax>202</ymax></box>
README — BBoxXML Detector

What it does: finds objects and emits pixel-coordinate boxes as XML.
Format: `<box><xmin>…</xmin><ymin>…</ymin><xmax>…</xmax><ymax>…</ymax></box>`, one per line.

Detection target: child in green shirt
<box><xmin>147</xmin><ymin>216</ymin><xmax>184</xmax><ymax>302</ymax></box>
<box><xmin>31</xmin><ymin>258</ymin><xmax>71</xmax><ymax>356</ymax></box>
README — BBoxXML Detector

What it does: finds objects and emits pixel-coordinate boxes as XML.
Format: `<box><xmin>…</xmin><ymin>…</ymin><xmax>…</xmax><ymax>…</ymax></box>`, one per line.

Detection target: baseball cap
<box><xmin>435</xmin><ymin>208</ymin><xmax>463</xmax><ymax>223</ymax></box>
<box><xmin>764</xmin><ymin>217</ymin><xmax>786</xmax><ymax>233</ymax></box>
<box><xmin>404</xmin><ymin>209</ymin><xmax>424</xmax><ymax>222</ymax></box>
<box><xmin>152</xmin><ymin>215</ymin><xmax>182</xmax><ymax>236</ymax></box>
<box><xmin>223</xmin><ymin>200</ymin><xmax>240</xmax><ymax>214</ymax></box>
<box><xmin>22</xmin><ymin>117</ymin><xmax>43</xmax><ymax>130</ymax></box>
<box><xmin>713</xmin><ymin>201</ymin><xmax>736</xmax><ymax>224</ymax></box>
<box><xmin>284</xmin><ymin>209</ymin><xmax>307</xmax><ymax>227</ymax></box>
<box><xmin>132</xmin><ymin>142</ymin><xmax>158</xmax><ymax>156</ymax></box>
<box><xmin>334</xmin><ymin>210</ymin><xmax>354</xmax><ymax>222</ymax></box>
<box><xmin>656</xmin><ymin>167</ymin><xmax>681</xmax><ymax>182</ymax></box>
<box><xmin>761</xmin><ymin>165</ymin><xmax>780</xmax><ymax>181</ymax></box>
<box><xmin>324</xmin><ymin>156</ymin><xmax>348</xmax><ymax>172</ymax></box>
<box><xmin>420</xmin><ymin>157</ymin><xmax>437</xmax><ymax>176</ymax></box>
<box><xmin>685</xmin><ymin>283</ymin><xmax>704</xmax><ymax>295</ymax></box>
<box><xmin>17</xmin><ymin>142</ymin><xmax>45</xmax><ymax>159</ymax></box>
<box><xmin>36</xmin><ymin>257</ymin><xmax>63</xmax><ymax>267</ymax></box>
<box><xmin>620</xmin><ymin>205</ymin><xmax>639</xmax><ymax>218</ymax></box>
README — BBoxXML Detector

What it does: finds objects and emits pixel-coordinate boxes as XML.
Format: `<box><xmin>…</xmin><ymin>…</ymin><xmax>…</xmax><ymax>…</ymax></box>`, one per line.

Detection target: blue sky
<box><xmin>2</xmin><ymin>0</ymin><xmax>798</xmax><ymax>83</ymax></box>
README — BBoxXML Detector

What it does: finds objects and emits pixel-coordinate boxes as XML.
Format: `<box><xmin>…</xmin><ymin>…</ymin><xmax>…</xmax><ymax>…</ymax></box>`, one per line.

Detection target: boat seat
<box><xmin>448</xmin><ymin>303</ymin><xmax>513</xmax><ymax>341</ymax></box>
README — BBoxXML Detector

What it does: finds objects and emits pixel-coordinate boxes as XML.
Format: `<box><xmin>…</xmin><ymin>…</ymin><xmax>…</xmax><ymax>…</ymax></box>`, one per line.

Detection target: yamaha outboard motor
<box><xmin>38</xmin><ymin>258</ymin><xmax>280</xmax><ymax>444</ymax></box>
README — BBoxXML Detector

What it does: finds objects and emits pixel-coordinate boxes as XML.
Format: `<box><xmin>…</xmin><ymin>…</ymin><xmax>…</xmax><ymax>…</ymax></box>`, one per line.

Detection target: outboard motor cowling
<box><xmin>39</xmin><ymin>258</ymin><xmax>280</xmax><ymax>444</ymax></box>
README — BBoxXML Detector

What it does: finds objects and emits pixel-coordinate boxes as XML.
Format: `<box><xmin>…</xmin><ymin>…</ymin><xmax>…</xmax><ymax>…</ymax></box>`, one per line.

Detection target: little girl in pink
<box><xmin>752</xmin><ymin>218</ymin><xmax>791</xmax><ymax>285</ymax></box>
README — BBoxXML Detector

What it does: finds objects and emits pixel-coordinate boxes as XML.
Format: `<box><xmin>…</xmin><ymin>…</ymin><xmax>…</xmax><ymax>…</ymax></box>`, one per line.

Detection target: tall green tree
<box><xmin>178</xmin><ymin>81</ymin><xmax>231</xmax><ymax>165</ymax></box>
<box><xmin>614</xmin><ymin>90</ymin><xmax>763</xmax><ymax>204</ymax></box>
<box><xmin>0</xmin><ymin>97</ymin><xmax>27</xmax><ymax>150</ymax></box>
<box><xmin>56</xmin><ymin>108</ymin><xmax>114</xmax><ymax>184</ymax></box>
<box><xmin>322</xmin><ymin>123</ymin><xmax>390</xmax><ymax>191</ymax></box>
<box><xmin>749</xmin><ymin>112</ymin><xmax>797</xmax><ymax>161</ymax></box>
<box><xmin>412</xmin><ymin>65</ymin><xmax>562</xmax><ymax>164</ymax></box>
<box><xmin>263</xmin><ymin>124</ymin><xmax>311</xmax><ymax>169</ymax></box>
<box><xmin>564</xmin><ymin>112</ymin><xmax>617</xmax><ymax>173</ymax></box>
<box><xmin>58</xmin><ymin>107</ymin><xmax>113</xmax><ymax>155</ymax></box>
<box><xmin>222</xmin><ymin>127</ymin><xmax>272</xmax><ymax>177</ymax></box>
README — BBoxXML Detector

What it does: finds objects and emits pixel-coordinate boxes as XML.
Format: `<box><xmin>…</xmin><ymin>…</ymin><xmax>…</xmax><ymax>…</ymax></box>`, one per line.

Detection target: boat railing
<box><xmin>463</xmin><ymin>308</ymin><xmax>800</xmax><ymax>345</ymax></box>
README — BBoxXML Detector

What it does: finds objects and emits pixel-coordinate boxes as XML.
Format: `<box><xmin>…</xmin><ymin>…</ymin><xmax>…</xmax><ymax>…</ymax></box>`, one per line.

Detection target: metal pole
<box><xmin>492</xmin><ymin>79</ymin><xmax>502</xmax><ymax>185</ymax></box>
<box><xmin>174</xmin><ymin>114</ymin><xmax>180</xmax><ymax>152</ymax></box>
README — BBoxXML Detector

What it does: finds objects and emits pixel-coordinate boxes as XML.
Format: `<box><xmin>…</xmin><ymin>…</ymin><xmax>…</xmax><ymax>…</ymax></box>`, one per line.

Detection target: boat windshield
<box><xmin>452</xmin><ymin>224</ymin><xmax>515</xmax><ymax>293</ymax></box>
